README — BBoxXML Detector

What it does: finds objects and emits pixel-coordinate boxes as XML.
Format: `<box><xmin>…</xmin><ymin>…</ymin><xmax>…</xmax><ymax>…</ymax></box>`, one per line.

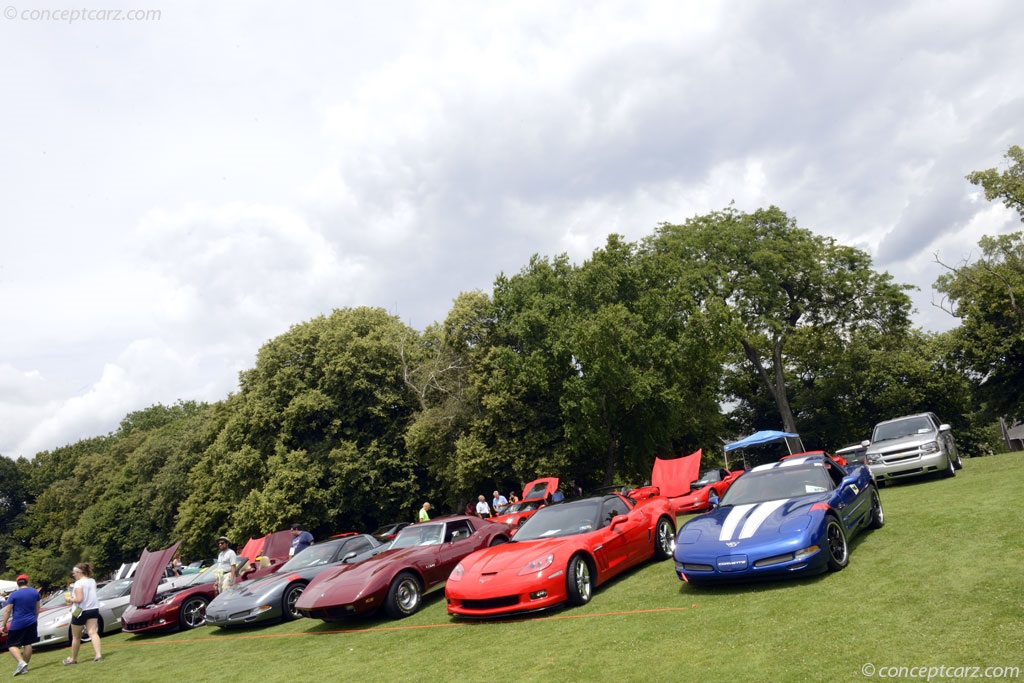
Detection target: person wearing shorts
<box><xmin>64</xmin><ymin>563</ymin><xmax>102</xmax><ymax>665</ymax></box>
<box><xmin>1</xmin><ymin>574</ymin><xmax>40</xmax><ymax>676</ymax></box>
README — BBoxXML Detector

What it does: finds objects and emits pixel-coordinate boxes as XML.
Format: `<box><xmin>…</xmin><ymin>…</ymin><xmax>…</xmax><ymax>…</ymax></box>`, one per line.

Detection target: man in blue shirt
<box><xmin>491</xmin><ymin>491</ymin><xmax>509</xmax><ymax>515</ymax></box>
<box><xmin>290</xmin><ymin>523</ymin><xmax>314</xmax><ymax>556</ymax></box>
<box><xmin>0</xmin><ymin>574</ymin><xmax>40</xmax><ymax>676</ymax></box>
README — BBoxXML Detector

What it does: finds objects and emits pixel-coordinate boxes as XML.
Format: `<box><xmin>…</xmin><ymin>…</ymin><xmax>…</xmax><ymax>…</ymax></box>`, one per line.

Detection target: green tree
<box><xmin>174</xmin><ymin>307</ymin><xmax>425</xmax><ymax>551</ymax></box>
<box><xmin>561</xmin><ymin>235</ymin><xmax>724</xmax><ymax>484</ymax></box>
<box><xmin>648</xmin><ymin>206</ymin><xmax>914</xmax><ymax>435</ymax></box>
<box><xmin>933</xmin><ymin>145</ymin><xmax>1024</xmax><ymax>420</ymax></box>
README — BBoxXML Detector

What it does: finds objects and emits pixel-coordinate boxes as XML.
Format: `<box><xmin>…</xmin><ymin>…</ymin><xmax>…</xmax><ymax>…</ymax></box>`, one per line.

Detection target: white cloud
<box><xmin>2</xmin><ymin>0</ymin><xmax>1023</xmax><ymax>457</ymax></box>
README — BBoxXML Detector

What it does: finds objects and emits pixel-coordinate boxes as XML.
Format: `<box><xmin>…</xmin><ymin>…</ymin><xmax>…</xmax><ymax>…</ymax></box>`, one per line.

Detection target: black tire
<box><xmin>868</xmin><ymin>487</ymin><xmax>885</xmax><ymax>530</ymax></box>
<box><xmin>824</xmin><ymin>517</ymin><xmax>849</xmax><ymax>572</ymax></box>
<box><xmin>489</xmin><ymin>536</ymin><xmax>508</xmax><ymax>546</ymax></box>
<box><xmin>384</xmin><ymin>572</ymin><xmax>422</xmax><ymax>619</ymax></box>
<box><xmin>940</xmin><ymin>453</ymin><xmax>956</xmax><ymax>478</ymax></box>
<box><xmin>281</xmin><ymin>581</ymin><xmax>306</xmax><ymax>621</ymax></box>
<box><xmin>565</xmin><ymin>554</ymin><xmax>593</xmax><ymax>607</ymax></box>
<box><xmin>952</xmin><ymin>450</ymin><xmax>963</xmax><ymax>470</ymax></box>
<box><xmin>178</xmin><ymin>595</ymin><xmax>208</xmax><ymax>630</ymax></box>
<box><xmin>653</xmin><ymin>517</ymin><xmax>675</xmax><ymax>560</ymax></box>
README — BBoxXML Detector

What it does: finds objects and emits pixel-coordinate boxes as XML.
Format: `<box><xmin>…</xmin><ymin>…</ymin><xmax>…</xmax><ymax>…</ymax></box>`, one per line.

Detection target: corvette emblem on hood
<box><xmin>726</xmin><ymin>542</ymin><xmax>740</xmax><ymax>547</ymax></box>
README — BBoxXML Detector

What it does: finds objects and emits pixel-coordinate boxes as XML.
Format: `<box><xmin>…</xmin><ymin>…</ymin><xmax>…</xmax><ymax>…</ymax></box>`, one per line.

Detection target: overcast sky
<box><xmin>2</xmin><ymin>1</ymin><xmax>1022</xmax><ymax>459</ymax></box>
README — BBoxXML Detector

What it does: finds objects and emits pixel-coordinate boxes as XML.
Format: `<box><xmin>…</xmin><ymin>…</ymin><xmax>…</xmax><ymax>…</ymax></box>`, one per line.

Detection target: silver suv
<box><xmin>864</xmin><ymin>412</ymin><xmax>962</xmax><ymax>483</ymax></box>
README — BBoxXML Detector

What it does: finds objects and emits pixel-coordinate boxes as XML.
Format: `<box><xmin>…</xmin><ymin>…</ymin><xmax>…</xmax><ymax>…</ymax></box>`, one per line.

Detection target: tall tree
<box><xmin>647</xmin><ymin>206</ymin><xmax>913</xmax><ymax>434</ymax></box>
<box><xmin>933</xmin><ymin>146</ymin><xmax>1024</xmax><ymax>420</ymax></box>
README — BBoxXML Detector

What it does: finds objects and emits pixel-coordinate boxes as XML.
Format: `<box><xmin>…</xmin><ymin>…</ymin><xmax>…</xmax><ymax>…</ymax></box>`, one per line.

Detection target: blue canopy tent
<box><xmin>723</xmin><ymin>430</ymin><xmax>804</xmax><ymax>468</ymax></box>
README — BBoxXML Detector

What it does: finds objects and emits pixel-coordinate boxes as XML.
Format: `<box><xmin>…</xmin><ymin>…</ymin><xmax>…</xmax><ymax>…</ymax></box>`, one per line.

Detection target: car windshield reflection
<box><xmin>514</xmin><ymin>500</ymin><xmax>601</xmax><ymax>541</ymax></box>
<box><xmin>391</xmin><ymin>524</ymin><xmax>444</xmax><ymax>548</ymax></box>
<box><xmin>721</xmin><ymin>466</ymin><xmax>832</xmax><ymax>506</ymax></box>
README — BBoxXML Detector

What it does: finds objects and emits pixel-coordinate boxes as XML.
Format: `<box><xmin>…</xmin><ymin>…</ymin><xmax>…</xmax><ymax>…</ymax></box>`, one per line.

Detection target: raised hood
<box><xmin>262</xmin><ymin>529</ymin><xmax>293</xmax><ymax>558</ymax></box>
<box><xmin>522</xmin><ymin>477</ymin><xmax>558</xmax><ymax>501</ymax></box>
<box><xmin>129</xmin><ymin>541</ymin><xmax>180</xmax><ymax>607</ymax></box>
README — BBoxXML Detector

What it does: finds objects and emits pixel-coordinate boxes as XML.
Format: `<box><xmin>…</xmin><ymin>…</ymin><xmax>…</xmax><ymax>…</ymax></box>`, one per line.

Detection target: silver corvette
<box><xmin>205</xmin><ymin>533</ymin><xmax>383</xmax><ymax>627</ymax></box>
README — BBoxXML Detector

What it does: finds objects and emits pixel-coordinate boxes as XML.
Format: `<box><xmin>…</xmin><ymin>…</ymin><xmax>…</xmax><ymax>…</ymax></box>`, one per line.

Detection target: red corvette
<box><xmin>295</xmin><ymin>516</ymin><xmax>510</xmax><ymax>620</ymax></box>
<box><xmin>490</xmin><ymin>477</ymin><xmax>559</xmax><ymax>529</ymax></box>
<box><xmin>445</xmin><ymin>492</ymin><xmax>676</xmax><ymax>618</ymax></box>
<box><xmin>671</xmin><ymin>468</ymin><xmax>745</xmax><ymax>514</ymax></box>
<box><xmin>121</xmin><ymin>543</ymin><xmax>247</xmax><ymax>634</ymax></box>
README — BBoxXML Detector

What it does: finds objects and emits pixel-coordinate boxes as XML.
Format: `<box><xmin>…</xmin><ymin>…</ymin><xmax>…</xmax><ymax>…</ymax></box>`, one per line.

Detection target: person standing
<box><xmin>289</xmin><ymin>523</ymin><xmax>314</xmax><ymax>557</ymax></box>
<box><xmin>418</xmin><ymin>502</ymin><xmax>431</xmax><ymax>522</ymax></box>
<box><xmin>214</xmin><ymin>536</ymin><xmax>238</xmax><ymax>595</ymax></box>
<box><xmin>170</xmin><ymin>551</ymin><xmax>183</xmax><ymax>576</ymax></box>
<box><xmin>64</xmin><ymin>563</ymin><xmax>102</xmax><ymax>665</ymax></box>
<box><xmin>491</xmin><ymin>490</ymin><xmax>508</xmax><ymax>514</ymax></box>
<box><xmin>475</xmin><ymin>495</ymin><xmax>491</xmax><ymax>518</ymax></box>
<box><xmin>1</xmin><ymin>574</ymin><xmax>39</xmax><ymax>675</ymax></box>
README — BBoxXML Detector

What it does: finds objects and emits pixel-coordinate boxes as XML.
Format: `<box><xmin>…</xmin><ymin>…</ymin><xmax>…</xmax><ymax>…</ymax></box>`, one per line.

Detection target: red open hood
<box><xmin>238</xmin><ymin>536</ymin><xmax>265</xmax><ymax>562</ymax></box>
<box><xmin>129</xmin><ymin>541</ymin><xmax>180</xmax><ymax>607</ymax></box>
<box><xmin>522</xmin><ymin>477</ymin><xmax>558</xmax><ymax>501</ymax></box>
<box><xmin>262</xmin><ymin>529</ymin><xmax>293</xmax><ymax>558</ymax></box>
<box><xmin>651</xmin><ymin>450</ymin><xmax>702</xmax><ymax>498</ymax></box>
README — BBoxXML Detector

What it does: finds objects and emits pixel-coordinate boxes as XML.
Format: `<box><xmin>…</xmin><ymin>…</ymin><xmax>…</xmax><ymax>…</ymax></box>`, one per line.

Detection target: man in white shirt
<box><xmin>214</xmin><ymin>537</ymin><xmax>238</xmax><ymax>594</ymax></box>
<box><xmin>475</xmin><ymin>495</ymin><xmax>491</xmax><ymax>518</ymax></box>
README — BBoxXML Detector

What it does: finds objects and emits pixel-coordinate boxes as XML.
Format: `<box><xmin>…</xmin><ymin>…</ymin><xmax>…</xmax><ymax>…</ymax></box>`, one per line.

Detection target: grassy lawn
<box><xmin>22</xmin><ymin>453</ymin><xmax>1024</xmax><ymax>682</ymax></box>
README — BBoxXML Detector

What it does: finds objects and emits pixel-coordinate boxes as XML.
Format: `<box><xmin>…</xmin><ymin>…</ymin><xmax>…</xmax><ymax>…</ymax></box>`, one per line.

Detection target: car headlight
<box><xmin>920</xmin><ymin>440</ymin><xmax>939</xmax><ymax>453</ymax></box>
<box><xmin>518</xmin><ymin>553</ymin><xmax>554</xmax><ymax>576</ymax></box>
<box><xmin>866</xmin><ymin>453</ymin><xmax>882</xmax><ymax>464</ymax></box>
<box><xmin>448</xmin><ymin>563</ymin><xmax>464</xmax><ymax>582</ymax></box>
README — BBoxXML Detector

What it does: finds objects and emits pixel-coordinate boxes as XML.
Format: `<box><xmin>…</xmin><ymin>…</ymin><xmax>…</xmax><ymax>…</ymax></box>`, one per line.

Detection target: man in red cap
<box><xmin>0</xmin><ymin>574</ymin><xmax>40</xmax><ymax>676</ymax></box>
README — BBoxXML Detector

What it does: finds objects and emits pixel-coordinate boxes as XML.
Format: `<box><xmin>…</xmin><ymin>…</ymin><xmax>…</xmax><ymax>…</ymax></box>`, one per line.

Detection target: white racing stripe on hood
<box><xmin>719</xmin><ymin>504</ymin><xmax>757</xmax><ymax>541</ymax></box>
<box><xmin>738</xmin><ymin>499</ymin><xmax>789</xmax><ymax>539</ymax></box>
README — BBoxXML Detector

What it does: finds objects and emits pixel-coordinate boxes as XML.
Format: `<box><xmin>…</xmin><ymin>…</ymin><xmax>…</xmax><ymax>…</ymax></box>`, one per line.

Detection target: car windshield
<box><xmin>720</xmin><ymin>465</ymin><xmax>833</xmax><ymax>506</ymax></box>
<box><xmin>514</xmin><ymin>500</ymin><xmax>601</xmax><ymax>541</ymax></box>
<box><xmin>873</xmin><ymin>417</ymin><xmax>935</xmax><ymax>442</ymax></box>
<box><xmin>41</xmin><ymin>590</ymin><xmax>68</xmax><ymax>609</ymax></box>
<box><xmin>280</xmin><ymin>543</ymin><xmax>343</xmax><ymax>571</ymax></box>
<box><xmin>97</xmin><ymin>579</ymin><xmax>133</xmax><ymax>600</ymax></box>
<box><xmin>502</xmin><ymin>500</ymin><xmax>540</xmax><ymax>514</ymax></box>
<box><xmin>692</xmin><ymin>469</ymin><xmax>723</xmax><ymax>486</ymax></box>
<box><xmin>391</xmin><ymin>524</ymin><xmax>444</xmax><ymax>548</ymax></box>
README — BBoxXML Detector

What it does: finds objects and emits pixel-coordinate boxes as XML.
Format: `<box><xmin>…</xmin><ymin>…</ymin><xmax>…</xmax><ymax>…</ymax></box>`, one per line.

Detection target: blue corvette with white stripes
<box><xmin>673</xmin><ymin>453</ymin><xmax>883</xmax><ymax>585</ymax></box>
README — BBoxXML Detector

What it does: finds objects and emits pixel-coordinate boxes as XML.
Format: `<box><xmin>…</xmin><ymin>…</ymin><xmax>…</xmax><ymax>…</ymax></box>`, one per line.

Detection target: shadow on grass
<box><xmin>298</xmin><ymin>589</ymin><xmax>450</xmax><ymax>634</ymax></box>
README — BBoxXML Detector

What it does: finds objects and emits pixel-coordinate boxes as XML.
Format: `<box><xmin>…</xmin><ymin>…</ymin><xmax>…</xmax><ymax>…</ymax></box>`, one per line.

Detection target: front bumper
<box><xmin>868</xmin><ymin>449</ymin><xmax>949</xmax><ymax>482</ymax></box>
<box><xmin>121</xmin><ymin>605</ymin><xmax>180</xmax><ymax>633</ymax></box>
<box><xmin>446</xmin><ymin>570</ymin><xmax>566</xmax><ymax>617</ymax></box>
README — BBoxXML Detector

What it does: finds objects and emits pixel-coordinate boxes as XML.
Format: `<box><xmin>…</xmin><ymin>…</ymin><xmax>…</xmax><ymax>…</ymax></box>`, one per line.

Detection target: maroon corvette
<box><xmin>294</xmin><ymin>516</ymin><xmax>511</xmax><ymax>620</ymax></box>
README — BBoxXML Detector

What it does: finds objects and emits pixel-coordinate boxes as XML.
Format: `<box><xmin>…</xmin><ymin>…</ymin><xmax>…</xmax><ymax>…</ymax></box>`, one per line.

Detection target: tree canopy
<box><xmin>3</xmin><ymin>188</ymin><xmax>1015</xmax><ymax>586</ymax></box>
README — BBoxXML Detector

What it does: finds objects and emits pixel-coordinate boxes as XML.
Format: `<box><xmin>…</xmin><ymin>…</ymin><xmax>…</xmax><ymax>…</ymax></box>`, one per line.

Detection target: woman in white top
<box><xmin>64</xmin><ymin>562</ymin><xmax>102</xmax><ymax>664</ymax></box>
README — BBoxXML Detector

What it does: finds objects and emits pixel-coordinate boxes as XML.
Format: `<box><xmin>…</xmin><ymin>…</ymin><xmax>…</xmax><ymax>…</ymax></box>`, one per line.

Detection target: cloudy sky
<box><xmin>2</xmin><ymin>1</ymin><xmax>1022</xmax><ymax>459</ymax></box>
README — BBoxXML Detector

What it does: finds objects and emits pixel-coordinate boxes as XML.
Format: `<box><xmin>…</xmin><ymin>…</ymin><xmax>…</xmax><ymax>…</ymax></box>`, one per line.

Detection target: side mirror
<box><xmin>342</xmin><ymin>551</ymin><xmax>358</xmax><ymax>563</ymax></box>
<box><xmin>860</xmin><ymin>439</ymin><xmax>870</xmax><ymax>447</ymax></box>
<box><xmin>938</xmin><ymin>424</ymin><xmax>952</xmax><ymax>433</ymax></box>
<box><xmin>610</xmin><ymin>514</ymin><xmax>629</xmax><ymax>529</ymax></box>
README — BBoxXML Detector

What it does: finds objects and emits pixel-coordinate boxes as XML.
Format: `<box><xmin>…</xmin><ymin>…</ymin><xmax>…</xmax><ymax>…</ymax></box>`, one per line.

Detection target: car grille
<box><xmin>883</xmin><ymin>452</ymin><xmax>920</xmax><ymax>463</ymax></box>
<box><xmin>459</xmin><ymin>596</ymin><xmax>520</xmax><ymax>610</ymax></box>
<box><xmin>123</xmin><ymin>621</ymin><xmax>150</xmax><ymax>631</ymax></box>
